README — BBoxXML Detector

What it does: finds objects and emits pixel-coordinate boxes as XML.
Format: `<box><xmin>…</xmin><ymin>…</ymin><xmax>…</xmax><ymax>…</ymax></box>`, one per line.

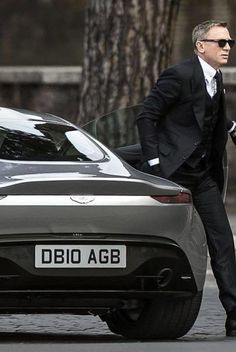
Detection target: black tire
<box><xmin>102</xmin><ymin>291</ymin><xmax>202</xmax><ymax>339</ymax></box>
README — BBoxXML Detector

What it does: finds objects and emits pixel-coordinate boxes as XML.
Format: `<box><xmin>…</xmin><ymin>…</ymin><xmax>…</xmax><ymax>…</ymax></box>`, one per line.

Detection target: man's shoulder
<box><xmin>163</xmin><ymin>56</ymin><xmax>197</xmax><ymax>78</ymax></box>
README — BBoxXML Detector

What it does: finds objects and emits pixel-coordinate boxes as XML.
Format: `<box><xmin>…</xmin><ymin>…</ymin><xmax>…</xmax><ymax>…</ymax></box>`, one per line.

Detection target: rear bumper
<box><xmin>0</xmin><ymin>235</ymin><xmax>205</xmax><ymax>305</ymax></box>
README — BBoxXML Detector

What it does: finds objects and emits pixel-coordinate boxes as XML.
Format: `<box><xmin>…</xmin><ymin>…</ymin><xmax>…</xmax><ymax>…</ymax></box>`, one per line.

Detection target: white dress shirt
<box><xmin>198</xmin><ymin>56</ymin><xmax>217</xmax><ymax>97</ymax></box>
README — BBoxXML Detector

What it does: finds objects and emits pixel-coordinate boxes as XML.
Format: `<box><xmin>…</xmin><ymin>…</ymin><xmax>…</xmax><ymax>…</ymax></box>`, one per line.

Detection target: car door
<box><xmin>83</xmin><ymin>105</ymin><xmax>142</xmax><ymax>168</ymax></box>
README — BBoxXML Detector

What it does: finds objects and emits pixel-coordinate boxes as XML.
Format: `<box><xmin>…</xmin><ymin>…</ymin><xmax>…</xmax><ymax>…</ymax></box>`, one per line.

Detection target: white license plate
<box><xmin>35</xmin><ymin>244</ymin><xmax>126</xmax><ymax>268</ymax></box>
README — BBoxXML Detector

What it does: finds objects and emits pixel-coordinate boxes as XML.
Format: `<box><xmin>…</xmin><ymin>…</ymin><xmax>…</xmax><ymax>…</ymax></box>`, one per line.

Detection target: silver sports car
<box><xmin>0</xmin><ymin>106</ymin><xmax>207</xmax><ymax>339</ymax></box>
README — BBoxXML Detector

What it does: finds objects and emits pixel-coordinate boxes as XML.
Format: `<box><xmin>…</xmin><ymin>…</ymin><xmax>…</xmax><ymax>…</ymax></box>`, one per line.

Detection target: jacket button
<box><xmin>182</xmin><ymin>156</ymin><xmax>186</xmax><ymax>160</ymax></box>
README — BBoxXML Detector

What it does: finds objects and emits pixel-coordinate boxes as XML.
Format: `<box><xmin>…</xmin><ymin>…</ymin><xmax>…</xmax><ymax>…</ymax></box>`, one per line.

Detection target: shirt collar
<box><xmin>198</xmin><ymin>56</ymin><xmax>217</xmax><ymax>83</ymax></box>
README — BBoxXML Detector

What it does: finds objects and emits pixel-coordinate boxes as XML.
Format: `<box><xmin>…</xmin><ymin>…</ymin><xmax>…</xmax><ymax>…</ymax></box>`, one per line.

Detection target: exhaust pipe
<box><xmin>156</xmin><ymin>268</ymin><xmax>173</xmax><ymax>288</ymax></box>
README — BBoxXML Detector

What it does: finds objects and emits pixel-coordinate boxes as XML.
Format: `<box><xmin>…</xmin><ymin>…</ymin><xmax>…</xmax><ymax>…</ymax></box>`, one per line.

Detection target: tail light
<box><xmin>151</xmin><ymin>192</ymin><xmax>191</xmax><ymax>204</ymax></box>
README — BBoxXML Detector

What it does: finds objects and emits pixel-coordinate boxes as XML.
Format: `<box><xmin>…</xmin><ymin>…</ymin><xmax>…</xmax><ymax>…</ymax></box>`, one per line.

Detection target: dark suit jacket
<box><xmin>137</xmin><ymin>55</ymin><xmax>233</xmax><ymax>192</ymax></box>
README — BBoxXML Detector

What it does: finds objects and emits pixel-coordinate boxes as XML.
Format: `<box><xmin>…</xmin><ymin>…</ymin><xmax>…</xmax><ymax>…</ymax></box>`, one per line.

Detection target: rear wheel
<box><xmin>102</xmin><ymin>291</ymin><xmax>202</xmax><ymax>339</ymax></box>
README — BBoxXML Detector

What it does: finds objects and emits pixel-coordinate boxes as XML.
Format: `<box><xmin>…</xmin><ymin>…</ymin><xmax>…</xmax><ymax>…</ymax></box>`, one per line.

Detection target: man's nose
<box><xmin>224</xmin><ymin>43</ymin><xmax>231</xmax><ymax>50</ymax></box>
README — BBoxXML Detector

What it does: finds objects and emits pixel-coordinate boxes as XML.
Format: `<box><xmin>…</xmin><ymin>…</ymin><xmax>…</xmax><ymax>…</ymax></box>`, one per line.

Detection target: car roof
<box><xmin>0</xmin><ymin>107</ymin><xmax>73</xmax><ymax>126</ymax></box>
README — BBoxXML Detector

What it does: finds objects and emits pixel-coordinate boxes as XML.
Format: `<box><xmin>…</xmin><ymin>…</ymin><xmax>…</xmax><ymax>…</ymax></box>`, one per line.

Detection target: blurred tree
<box><xmin>78</xmin><ymin>0</ymin><xmax>180</xmax><ymax>124</ymax></box>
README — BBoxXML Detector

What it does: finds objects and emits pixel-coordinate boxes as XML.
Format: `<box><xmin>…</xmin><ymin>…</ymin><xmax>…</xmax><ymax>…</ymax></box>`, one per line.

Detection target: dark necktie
<box><xmin>214</xmin><ymin>71</ymin><xmax>223</xmax><ymax>94</ymax></box>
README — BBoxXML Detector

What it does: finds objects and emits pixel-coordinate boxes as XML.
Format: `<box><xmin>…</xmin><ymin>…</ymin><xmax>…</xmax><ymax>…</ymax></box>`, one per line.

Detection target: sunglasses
<box><xmin>201</xmin><ymin>39</ymin><xmax>235</xmax><ymax>48</ymax></box>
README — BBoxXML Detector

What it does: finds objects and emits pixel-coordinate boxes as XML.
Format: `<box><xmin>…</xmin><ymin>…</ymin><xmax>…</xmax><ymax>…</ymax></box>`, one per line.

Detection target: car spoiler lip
<box><xmin>0</xmin><ymin>175</ymin><xmax>184</xmax><ymax>196</ymax></box>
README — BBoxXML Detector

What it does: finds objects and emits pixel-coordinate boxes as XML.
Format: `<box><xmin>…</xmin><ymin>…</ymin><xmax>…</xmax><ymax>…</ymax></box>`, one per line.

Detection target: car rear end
<box><xmin>0</xmin><ymin>172</ymin><xmax>206</xmax><ymax>314</ymax></box>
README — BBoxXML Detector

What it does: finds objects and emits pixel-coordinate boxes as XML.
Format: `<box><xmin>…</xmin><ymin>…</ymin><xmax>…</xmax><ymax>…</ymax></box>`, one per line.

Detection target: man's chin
<box><xmin>221</xmin><ymin>56</ymin><xmax>229</xmax><ymax>62</ymax></box>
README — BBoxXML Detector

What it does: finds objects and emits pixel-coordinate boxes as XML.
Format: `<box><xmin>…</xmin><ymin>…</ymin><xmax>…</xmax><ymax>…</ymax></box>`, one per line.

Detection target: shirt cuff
<box><xmin>228</xmin><ymin>121</ymin><xmax>236</xmax><ymax>133</ymax></box>
<box><xmin>148</xmin><ymin>158</ymin><xmax>160</xmax><ymax>166</ymax></box>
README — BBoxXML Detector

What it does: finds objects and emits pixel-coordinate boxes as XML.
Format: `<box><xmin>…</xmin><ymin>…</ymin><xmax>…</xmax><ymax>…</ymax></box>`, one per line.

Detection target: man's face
<box><xmin>196</xmin><ymin>26</ymin><xmax>233</xmax><ymax>69</ymax></box>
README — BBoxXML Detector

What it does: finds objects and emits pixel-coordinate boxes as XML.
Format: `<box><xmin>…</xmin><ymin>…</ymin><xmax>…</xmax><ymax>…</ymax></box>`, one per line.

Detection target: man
<box><xmin>136</xmin><ymin>20</ymin><xmax>236</xmax><ymax>337</ymax></box>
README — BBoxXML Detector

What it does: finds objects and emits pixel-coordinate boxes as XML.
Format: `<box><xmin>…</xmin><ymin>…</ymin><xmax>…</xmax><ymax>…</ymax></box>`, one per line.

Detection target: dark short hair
<box><xmin>192</xmin><ymin>20</ymin><xmax>228</xmax><ymax>47</ymax></box>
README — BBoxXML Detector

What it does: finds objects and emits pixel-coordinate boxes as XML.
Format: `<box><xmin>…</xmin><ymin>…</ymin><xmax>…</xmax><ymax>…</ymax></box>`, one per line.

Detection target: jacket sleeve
<box><xmin>136</xmin><ymin>67</ymin><xmax>182</xmax><ymax>161</ymax></box>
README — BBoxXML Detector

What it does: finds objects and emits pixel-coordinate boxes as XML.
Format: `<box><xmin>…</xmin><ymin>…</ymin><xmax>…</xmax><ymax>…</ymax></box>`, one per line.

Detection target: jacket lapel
<box><xmin>191</xmin><ymin>56</ymin><xmax>206</xmax><ymax>130</ymax></box>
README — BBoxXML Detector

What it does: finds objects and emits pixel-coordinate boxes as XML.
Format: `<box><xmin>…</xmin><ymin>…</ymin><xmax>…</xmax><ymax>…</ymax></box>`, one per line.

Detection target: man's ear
<box><xmin>196</xmin><ymin>41</ymin><xmax>205</xmax><ymax>53</ymax></box>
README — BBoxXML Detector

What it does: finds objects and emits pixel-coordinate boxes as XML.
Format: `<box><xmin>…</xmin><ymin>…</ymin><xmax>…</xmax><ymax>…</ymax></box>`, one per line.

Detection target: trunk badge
<box><xmin>70</xmin><ymin>196</ymin><xmax>95</xmax><ymax>204</ymax></box>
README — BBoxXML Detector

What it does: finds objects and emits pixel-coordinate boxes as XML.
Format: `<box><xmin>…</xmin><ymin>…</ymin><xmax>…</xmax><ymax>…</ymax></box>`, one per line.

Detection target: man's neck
<box><xmin>197</xmin><ymin>54</ymin><xmax>220</xmax><ymax>70</ymax></box>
